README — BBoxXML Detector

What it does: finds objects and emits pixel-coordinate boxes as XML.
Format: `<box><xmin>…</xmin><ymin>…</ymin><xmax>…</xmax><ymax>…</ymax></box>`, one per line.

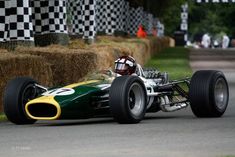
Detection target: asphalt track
<box><xmin>0</xmin><ymin>48</ymin><xmax>235</xmax><ymax>157</ymax></box>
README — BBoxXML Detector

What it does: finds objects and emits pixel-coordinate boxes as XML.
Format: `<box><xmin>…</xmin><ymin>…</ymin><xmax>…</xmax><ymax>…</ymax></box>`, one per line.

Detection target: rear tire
<box><xmin>109</xmin><ymin>76</ymin><xmax>147</xmax><ymax>124</ymax></box>
<box><xmin>189</xmin><ymin>70</ymin><xmax>229</xmax><ymax>117</ymax></box>
<box><xmin>4</xmin><ymin>77</ymin><xmax>38</xmax><ymax>125</ymax></box>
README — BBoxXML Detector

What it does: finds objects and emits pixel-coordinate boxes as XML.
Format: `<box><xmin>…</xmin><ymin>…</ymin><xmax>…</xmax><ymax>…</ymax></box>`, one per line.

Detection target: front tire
<box><xmin>109</xmin><ymin>76</ymin><xmax>147</xmax><ymax>124</ymax></box>
<box><xmin>189</xmin><ymin>70</ymin><xmax>229</xmax><ymax>117</ymax></box>
<box><xmin>3</xmin><ymin>77</ymin><xmax>38</xmax><ymax>125</ymax></box>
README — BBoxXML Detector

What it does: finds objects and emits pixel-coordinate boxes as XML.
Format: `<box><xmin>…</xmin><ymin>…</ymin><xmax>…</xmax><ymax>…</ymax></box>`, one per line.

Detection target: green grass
<box><xmin>0</xmin><ymin>113</ymin><xmax>7</xmax><ymax>121</ymax></box>
<box><xmin>145</xmin><ymin>47</ymin><xmax>193</xmax><ymax>80</ymax></box>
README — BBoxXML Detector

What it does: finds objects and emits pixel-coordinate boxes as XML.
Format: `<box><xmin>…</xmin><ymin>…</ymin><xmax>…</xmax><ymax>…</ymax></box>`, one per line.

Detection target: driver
<box><xmin>114</xmin><ymin>56</ymin><xmax>137</xmax><ymax>75</ymax></box>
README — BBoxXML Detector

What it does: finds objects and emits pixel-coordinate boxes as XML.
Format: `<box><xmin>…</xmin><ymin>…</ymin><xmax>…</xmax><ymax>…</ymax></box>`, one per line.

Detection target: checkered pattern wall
<box><xmin>0</xmin><ymin>0</ymin><xmax>34</xmax><ymax>42</ymax></box>
<box><xmin>83</xmin><ymin>0</ymin><xmax>96</xmax><ymax>39</ymax></box>
<box><xmin>146</xmin><ymin>13</ymin><xmax>153</xmax><ymax>35</ymax></box>
<box><xmin>0</xmin><ymin>1</ymin><xmax>9</xmax><ymax>42</ymax></box>
<box><xmin>128</xmin><ymin>7</ymin><xmax>144</xmax><ymax>35</ymax></box>
<box><xmin>31</xmin><ymin>1</ymin><xmax>42</xmax><ymax>34</ymax></box>
<box><xmin>104</xmin><ymin>0</ymin><xmax>114</xmax><ymax>35</ymax></box>
<box><xmin>68</xmin><ymin>0</ymin><xmax>96</xmax><ymax>39</ymax></box>
<box><xmin>95</xmin><ymin>0</ymin><xmax>125</xmax><ymax>35</ymax></box>
<box><xmin>31</xmin><ymin>0</ymin><xmax>67</xmax><ymax>35</ymax></box>
<box><xmin>123</xmin><ymin>1</ymin><xmax>130</xmax><ymax>33</ymax></box>
<box><xmin>142</xmin><ymin>11</ymin><xmax>148</xmax><ymax>31</ymax></box>
<box><xmin>68</xmin><ymin>0</ymin><xmax>83</xmax><ymax>35</ymax></box>
<box><xmin>142</xmin><ymin>11</ymin><xmax>158</xmax><ymax>35</ymax></box>
<box><xmin>0</xmin><ymin>0</ymin><xmax>67</xmax><ymax>43</ymax></box>
<box><xmin>112</xmin><ymin>0</ymin><xmax>125</xmax><ymax>32</ymax></box>
<box><xmin>68</xmin><ymin>0</ymin><xmax>126</xmax><ymax>36</ymax></box>
<box><xmin>0</xmin><ymin>0</ymin><xmax>162</xmax><ymax>42</ymax></box>
<box><xmin>95</xmin><ymin>0</ymin><xmax>106</xmax><ymax>33</ymax></box>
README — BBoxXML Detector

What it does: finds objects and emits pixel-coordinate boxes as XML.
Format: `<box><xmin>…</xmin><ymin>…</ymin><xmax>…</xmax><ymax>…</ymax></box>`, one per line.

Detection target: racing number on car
<box><xmin>42</xmin><ymin>88</ymin><xmax>75</xmax><ymax>96</ymax></box>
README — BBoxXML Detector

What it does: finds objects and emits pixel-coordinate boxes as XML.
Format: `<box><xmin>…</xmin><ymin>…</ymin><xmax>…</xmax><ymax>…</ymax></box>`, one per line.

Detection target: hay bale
<box><xmin>90</xmin><ymin>37</ymin><xmax>152</xmax><ymax>68</ymax></box>
<box><xmin>89</xmin><ymin>36</ymin><xmax>172</xmax><ymax>70</ymax></box>
<box><xmin>68</xmin><ymin>39</ymin><xmax>88</xmax><ymax>49</ymax></box>
<box><xmin>0</xmin><ymin>49</ymin><xmax>9</xmax><ymax>54</ymax></box>
<box><xmin>69</xmin><ymin>36</ymin><xmax>172</xmax><ymax>68</ymax></box>
<box><xmin>0</xmin><ymin>53</ymin><xmax>52</xmax><ymax>112</ymax></box>
<box><xmin>90</xmin><ymin>45</ymin><xmax>130</xmax><ymax>70</ymax></box>
<box><xmin>126</xmin><ymin>39</ymin><xmax>151</xmax><ymax>64</ymax></box>
<box><xmin>16</xmin><ymin>46</ymin><xmax>98</xmax><ymax>85</ymax></box>
<box><xmin>96</xmin><ymin>35</ymin><xmax>127</xmax><ymax>43</ymax></box>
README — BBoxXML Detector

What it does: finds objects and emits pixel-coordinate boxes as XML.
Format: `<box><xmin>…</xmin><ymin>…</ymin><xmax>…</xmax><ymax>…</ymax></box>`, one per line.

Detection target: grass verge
<box><xmin>0</xmin><ymin>113</ymin><xmax>7</xmax><ymax>121</ymax></box>
<box><xmin>145</xmin><ymin>47</ymin><xmax>192</xmax><ymax>80</ymax></box>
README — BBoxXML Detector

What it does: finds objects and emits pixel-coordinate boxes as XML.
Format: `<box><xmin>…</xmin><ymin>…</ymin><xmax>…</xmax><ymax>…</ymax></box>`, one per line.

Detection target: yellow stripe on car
<box><xmin>25</xmin><ymin>96</ymin><xmax>62</xmax><ymax>120</ymax></box>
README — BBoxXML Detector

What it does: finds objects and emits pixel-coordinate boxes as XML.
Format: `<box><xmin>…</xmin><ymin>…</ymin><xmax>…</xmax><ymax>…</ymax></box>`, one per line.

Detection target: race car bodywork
<box><xmin>3</xmin><ymin>65</ymin><xmax>229</xmax><ymax>125</ymax></box>
<box><xmin>25</xmin><ymin>80</ymin><xmax>112</xmax><ymax>120</ymax></box>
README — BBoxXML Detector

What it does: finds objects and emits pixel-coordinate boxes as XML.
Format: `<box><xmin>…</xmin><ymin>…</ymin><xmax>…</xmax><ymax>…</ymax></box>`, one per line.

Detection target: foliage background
<box><xmin>128</xmin><ymin>0</ymin><xmax>235</xmax><ymax>39</ymax></box>
<box><xmin>188</xmin><ymin>2</ymin><xmax>235</xmax><ymax>40</ymax></box>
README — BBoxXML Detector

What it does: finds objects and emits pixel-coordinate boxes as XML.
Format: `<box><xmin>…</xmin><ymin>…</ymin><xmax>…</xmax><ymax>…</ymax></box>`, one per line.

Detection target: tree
<box><xmin>188</xmin><ymin>2</ymin><xmax>235</xmax><ymax>40</ymax></box>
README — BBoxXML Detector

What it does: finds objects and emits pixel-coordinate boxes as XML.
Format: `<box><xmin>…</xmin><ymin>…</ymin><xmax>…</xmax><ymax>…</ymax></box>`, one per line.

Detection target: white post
<box><xmin>68</xmin><ymin>0</ymin><xmax>83</xmax><ymax>35</ymax></box>
<box><xmin>147</xmin><ymin>13</ymin><xmax>153</xmax><ymax>35</ymax></box>
<box><xmin>123</xmin><ymin>1</ymin><xmax>130</xmax><ymax>34</ymax></box>
<box><xmin>8</xmin><ymin>0</ymin><xmax>34</xmax><ymax>41</ymax></box>
<box><xmin>96</xmin><ymin>0</ymin><xmax>107</xmax><ymax>33</ymax></box>
<box><xmin>46</xmin><ymin>0</ymin><xmax>67</xmax><ymax>34</ymax></box>
<box><xmin>105</xmin><ymin>0</ymin><xmax>114</xmax><ymax>35</ymax></box>
<box><xmin>142</xmin><ymin>11</ymin><xmax>147</xmax><ymax>31</ymax></box>
<box><xmin>180</xmin><ymin>2</ymin><xmax>188</xmax><ymax>43</ymax></box>
<box><xmin>129</xmin><ymin>7</ymin><xmax>143</xmax><ymax>35</ymax></box>
<box><xmin>82</xmin><ymin>0</ymin><xmax>96</xmax><ymax>42</ymax></box>
<box><xmin>97</xmin><ymin>0</ymin><xmax>125</xmax><ymax>35</ymax></box>
<box><xmin>0</xmin><ymin>0</ymin><xmax>10</xmax><ymax>42</ymax></box>
<box><xmin>31</xmin><ymin>0</ymin><xmax>68</xmax><ymax>46</ymax></box>
<box><xmin>112</xmin><ymin>0</ymin><xmax>125</xmax><ymax>33</ymax></box>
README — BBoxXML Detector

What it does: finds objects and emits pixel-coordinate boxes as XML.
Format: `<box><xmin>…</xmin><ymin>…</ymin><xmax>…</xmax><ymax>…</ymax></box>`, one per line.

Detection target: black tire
<box><xmin>189</xmin><ymin>70</ymin><xmax>229</xmax><ymax>117</ymax></box>
<box><xmin>3</xmin><ymin>77</ymin><xmax>38</xmax><ymax>125</ymax></box>
<box><xmin>109</xmin><ymin>75</ymin><xmax>147</xmax><ymax>124</ymax></box>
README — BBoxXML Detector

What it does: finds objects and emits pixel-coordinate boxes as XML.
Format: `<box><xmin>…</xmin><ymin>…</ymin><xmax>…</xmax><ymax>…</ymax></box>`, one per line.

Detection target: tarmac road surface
<box><xmin>0</xmin><ymin>48</ymin><xmax>235</xmax><ymax>157</ymax></box>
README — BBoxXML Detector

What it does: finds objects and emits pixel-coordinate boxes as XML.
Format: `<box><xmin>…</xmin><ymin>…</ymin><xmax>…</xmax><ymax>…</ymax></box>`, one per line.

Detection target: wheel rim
<box><xmin>214</xmin><ymin>78</ymin><xmax>228</xmax><ymax>111</ymax></box>
<box><xmin>22</xmin><ymin>84</ymin><xmax>37</xmax><ymax>106</ymax></box>
<box><xmin>128</xmin><ymin>83</ymin><xmax>145</xmax><ymax>116</ymax></box>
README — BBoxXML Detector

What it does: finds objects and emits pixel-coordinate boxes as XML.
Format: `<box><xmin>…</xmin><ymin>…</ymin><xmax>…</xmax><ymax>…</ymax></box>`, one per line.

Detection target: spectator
<box><xmin>137</xmin><ymin>25</ymin><xmax>147</xmax><ymax>38</ymax></box>
<box><xmin>222</xmin><ymin>34</ymin><xmax>230</xmax><ymax>49</ymax></box>
<box><xmin>201</xmin><ymin>33</ymin><xmax>211</xmax><ymax>48</ymax></box>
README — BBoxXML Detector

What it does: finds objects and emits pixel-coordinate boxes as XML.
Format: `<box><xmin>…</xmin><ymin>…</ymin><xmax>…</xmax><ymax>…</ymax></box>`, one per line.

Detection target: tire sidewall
<box><xmin>189</xmin><ymin>70</ymin><xmax>229</xmax><ymax>117</ymax></box>
<box><xmin>110</xmin><ymin>75</ymin><xmax>147</xmax><ymax>123</ymax></box>
<box><xmin>3</xmin><ymin>77</ymin><xmax>37</xmax><ymax>124</ymax></box>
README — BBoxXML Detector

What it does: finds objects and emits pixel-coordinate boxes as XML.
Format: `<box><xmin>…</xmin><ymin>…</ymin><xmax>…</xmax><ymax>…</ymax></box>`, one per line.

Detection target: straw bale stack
<box><xmin>0</xmin><ymin>51</ymin><xmax>52</xmax><ymax>111</ymax></box>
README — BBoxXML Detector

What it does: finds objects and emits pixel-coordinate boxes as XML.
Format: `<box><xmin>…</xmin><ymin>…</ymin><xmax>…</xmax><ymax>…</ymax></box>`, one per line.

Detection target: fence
<box><xmin>0</xmin><ymin>0</ymin><xmax>164</xmax><ymax>47</ymax></box>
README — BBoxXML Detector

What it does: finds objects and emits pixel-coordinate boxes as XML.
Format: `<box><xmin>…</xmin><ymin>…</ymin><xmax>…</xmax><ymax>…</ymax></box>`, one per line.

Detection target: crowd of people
<box><xmin>201</xmin><ymin>33</ymin><xmax>230</xmax><ymax>49</ymax></box>
<box><xmin>189</xmin><ymin>33</ymin><xmax>231</xmax><ymax>49</ymax></box>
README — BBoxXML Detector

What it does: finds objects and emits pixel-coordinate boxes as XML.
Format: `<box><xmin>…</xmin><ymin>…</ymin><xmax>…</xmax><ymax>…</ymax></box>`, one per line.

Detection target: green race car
<box><xmin>3</xmin><ymin>56</ymin><xmax>229</xmax><ymax>125</ymax></box>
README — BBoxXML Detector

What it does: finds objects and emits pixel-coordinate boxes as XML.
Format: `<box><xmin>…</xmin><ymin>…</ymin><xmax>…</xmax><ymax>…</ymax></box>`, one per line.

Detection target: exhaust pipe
<box><xmin>160</xmin><ymin>96</ymin><xmax>188</xmax><ymax>112</ymax></box>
